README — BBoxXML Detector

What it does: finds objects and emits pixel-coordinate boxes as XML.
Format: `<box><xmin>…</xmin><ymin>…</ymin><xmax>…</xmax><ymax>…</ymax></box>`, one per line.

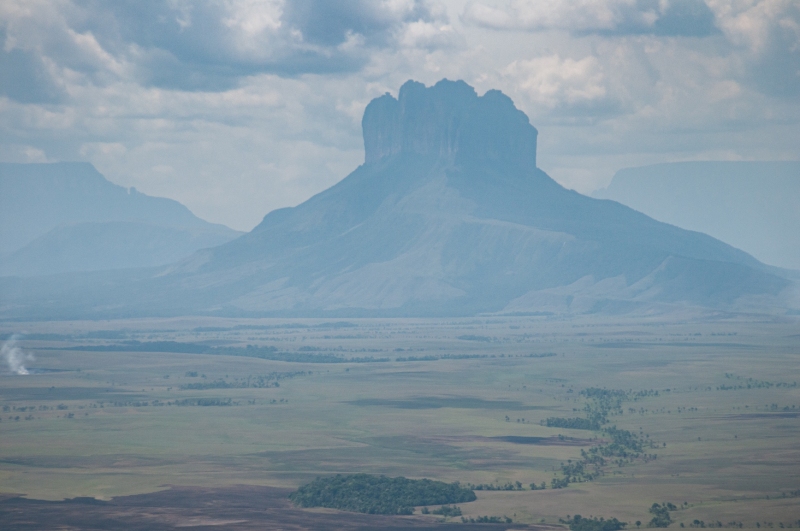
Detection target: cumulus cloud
<box><xmin>77</xmin><ymin>0</ymin><xmax>451</xmax><ymax>90</ymax></box>
<box><xmin>463</xmin><ymin>0</ymin><xmax>799</xmax><ymax>98</ymax></box>
<box><xmin>706</xmin><ymin>0</ymin><xmax>800</xmax><ymax>97</ymax></box>
<box><xmin>0</xmin><ymin>0</ymin><xmax>456</xmax><ymax>95</ymax></box>
<box><xmin>0</xmin><ymin>0</ymin><xmax>798</xmax><ymax>228</ymax></box>
<box><xmin>0</xmin><ymin>46</ymin><xmax>64</xmax><ymax>104</ymax></box>
<box><xmin>463</xmin><ymin>0</ymin><xmax>717</xmax><ymax>36</ymax></box>
<box><xmin>504</xmin><ymin>54</ymin><xmax>612</xmax><ymax>111</ymax></box>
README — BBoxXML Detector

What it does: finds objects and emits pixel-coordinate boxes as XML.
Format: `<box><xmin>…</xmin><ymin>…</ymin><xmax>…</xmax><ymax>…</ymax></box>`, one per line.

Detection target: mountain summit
<box><xmin>3</xmin><ymin>80</ymin><xmax>794</xmax><ymax>318</ymax></box>
<box><xmin>362</xmin><ymin>80</ymin><xmax>537</xmax><ymax>168</ymax></box>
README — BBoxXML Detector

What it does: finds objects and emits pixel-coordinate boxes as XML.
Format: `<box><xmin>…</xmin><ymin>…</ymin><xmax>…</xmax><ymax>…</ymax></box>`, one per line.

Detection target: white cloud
<box><xmin>707</xmin><ymin>0</ymin><xmax>792</xmax><ymax>51</ymax></box>
<box><xmin>504</xmin><ymin>54</ymin><xmax>609</xmax><ymax>108</ymax></box>
<box><xmin>706</xmin><ymin>0</ymin><xmax>800</xmax><ymax>96</ymax></box>
<box><xmin>397</xmin><ymin>20</ymin><xmax>458</xmax><ymax>49</ymax></box>
<box><xmin>222</xmin><ymin>0</ymin><xmax>283</xmax><ymax>36</ymax></box>
<box><xmin>461</xmin><ymin>0</ymin><xmax>720</xmax><ymax>35</ymax></box>
<box><xmin>463</xmin><ymin>0</ymin><xmax>641</xmax><ymax>32</ymax></box>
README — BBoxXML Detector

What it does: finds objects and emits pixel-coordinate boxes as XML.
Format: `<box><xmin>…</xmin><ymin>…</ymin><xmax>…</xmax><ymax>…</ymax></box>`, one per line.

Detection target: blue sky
<box><xmin>1</xmin><ymin>0</ymin><xmax>798</xmax><ymax>230</ymax></box>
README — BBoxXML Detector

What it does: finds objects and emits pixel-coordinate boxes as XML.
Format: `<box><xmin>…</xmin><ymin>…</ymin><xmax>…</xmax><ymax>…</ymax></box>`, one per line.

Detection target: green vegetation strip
<box><xmin>61</xmin><ymin>341</ymin><xmax>389</xmax><ymax>363</ymax></box>
<box><xmin>289</xmin><ymin>474</ymin><xmax>476</xmax><ymax>515</ymax></box>
<box><xmin>562</xmin><ymin>515</ymin><xmax>627</xmax><ymax>531</ymax></box>
<box><xmin>544</xmin><ymin>387</ymin><xmax>663</xmax><ymax>488</ymax></box>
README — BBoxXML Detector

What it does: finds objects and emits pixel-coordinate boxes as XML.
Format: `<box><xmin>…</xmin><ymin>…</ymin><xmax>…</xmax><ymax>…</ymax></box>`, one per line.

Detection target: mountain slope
<box><xmin>152</xmin><ymin>80</ymin><xmax>782</xmax><ymax>315</ymax></box>
<box><xmin>0</xmin><ymin>221</ymin><xmax>239</xmax><ymax>277</ymax></box>
<box><xmin>0</xmin><ymin>162</ymin><xmax>241</xmax><ymax>275</ymax></box>
<box><xmin>0</xmin><ymin>80</ymin><xmax>793</xmax><ymax>318</ymax></box>
<box><xmin>593</xmin><ymin>162</ymin><xmax>800</xmax><ymax>270</ymax></box>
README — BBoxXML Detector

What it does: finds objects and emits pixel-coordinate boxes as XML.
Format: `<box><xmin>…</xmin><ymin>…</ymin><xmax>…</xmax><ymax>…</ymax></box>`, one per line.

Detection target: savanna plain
<box><xmin>1</xmin><ymin>315</ymin><xmax>798</xmax><ymax>529</ymax></box>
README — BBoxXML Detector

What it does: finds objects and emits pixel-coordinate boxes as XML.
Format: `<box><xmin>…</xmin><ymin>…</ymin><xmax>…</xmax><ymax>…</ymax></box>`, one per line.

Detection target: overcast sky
<box><xmin>1</xmin><ymin>0</ymin><xmax>798</xmax><ymax>231</ymax></box>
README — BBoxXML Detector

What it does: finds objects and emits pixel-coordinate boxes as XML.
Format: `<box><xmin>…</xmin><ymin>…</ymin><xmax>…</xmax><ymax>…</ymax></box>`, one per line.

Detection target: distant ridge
<box><xmin>0</xmin><ymin>81</ymin><xmax>795</xmax><ymax>318</ymax></box>
<box><xmin>593</xmin><ymin>162</ymin><xmax>800</xmax><ymax>270</ymax></box>
<box><xmin>0</xmin><ymin>162</ymin><xmax>241</xmax><ymax>276</ymax></box>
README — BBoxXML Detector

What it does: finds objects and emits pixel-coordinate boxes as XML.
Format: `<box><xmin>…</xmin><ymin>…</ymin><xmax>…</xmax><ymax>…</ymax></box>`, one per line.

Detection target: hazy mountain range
<box><xmin>0</xmin><ymin>162</ymin><xmax>241</xmax><ymax>276</ymax></box>
<box><xmin>1</xmin><ymin>80</ymin><xmax>796</xmax><ymax>319</ymax></box>
<box><xmin>593</xmin><ymin>162</ymin><xmax>800</xmax><ymax>271</ymax></box>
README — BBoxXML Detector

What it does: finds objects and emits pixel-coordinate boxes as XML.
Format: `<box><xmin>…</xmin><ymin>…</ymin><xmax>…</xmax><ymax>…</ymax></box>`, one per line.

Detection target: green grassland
<box><xmin>0</xmin><ymin>315</ymin><xmax>798</xmax><ymax>527</ymax></box>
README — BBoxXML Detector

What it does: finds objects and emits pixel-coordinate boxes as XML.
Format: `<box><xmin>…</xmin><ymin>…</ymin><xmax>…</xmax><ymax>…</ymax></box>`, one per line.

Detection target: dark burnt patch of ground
<box><xmin>347</xmin><ymin>397</ymin><xmax>546</xmax><ymax>410</ymax></box>
<box><xmin>0</xmin><ymin>484</ymin><xmax>557</xmax><ymax>530</ymax></box>
<box><xmin>489</xmin><ymin>436</ymin><xmax>592</xmax><ymax>446</ymax></box>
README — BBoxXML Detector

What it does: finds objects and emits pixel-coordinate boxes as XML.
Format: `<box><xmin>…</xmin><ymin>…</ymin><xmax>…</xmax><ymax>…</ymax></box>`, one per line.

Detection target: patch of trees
<box><xmin>561</xmin><ymin>515</ymin><xmax>627</xmax><ymax>531</ymax></box>
<box><xmin>687</xmin><ymin>519</ymin><xmax>747</xmax><ymax>528</ymax></box>
<box><xmin>456</xmin><ymin>335</ymin><xmax>494</xmax><ymax>342</ymax></box>
<box><xmin>545</xmin><ymin>417</ymin><xmax>600</xmax><ymax>430</ymax></box>
<box><xmin>173</xmin><ymin>398</ymin><xmax>232</xmax><ymax>407</ymax></box>
<box><xmin>4</xmin><ymin>405</ymin><xmax>41</xmax><ymax>412</ymax></box>
<box><xmin>544</xmin><ymin>387</ymin><xmax>664</xmax><ymax>489</ymax></box>
<box><xmin>461</xmin><ymin>516</ymin><xmax>513</xmax><ymax>524</ymax></box>
<box><xmin>182</xmin><ymin>379</ymin><xmax>269</xmax><ymax>390</ymax></box>
<box><xmin>289</xmin><ymin>474</ymin><xmax>476</xmax><ymax>515</ymax></box>
<box><xmin>648</xmin><ymin>503</ymin><xmax>676</xmax><ymax>527</ymax></box>
<box><xmin>721</xmin><ymin>374</ymin><xmax>797</xmax><ymax>390</ymax></box>
<box><xmin>110</xmin><ymin>400</ymin><xmax>154</xmax><ymax>407</ymax></box>
<box><xmin>180</xmin><ymin>371</ymin><xmax>307</xmax><ymax>390</ymax></box>
<box><xmin>578</xmin><ymin>388</ymin><xmax>626</xmax><ymax>427</ymax></box>
<box><xmin>550</xmin><ymin>425</ymin><xmax>648</xmax><ymax>487</ymax></box>
<box><xmin>601</xmin><ymin>426</ymin><xmax>644</xmax><ymax>455</ymax></box>
<box><xmin>551</xmin><ymin>477</ymin><xmax>570</xmax><ymax>489</ymax></box>
<box><xmin>469</xmin><ymin>481</ymin><xmax>523</xmax><ymax>491</ymax></box>
<box><xmin>423</xmin><ymin>505</ymin><xmax>462</xmax><ymax>517</ymax></box>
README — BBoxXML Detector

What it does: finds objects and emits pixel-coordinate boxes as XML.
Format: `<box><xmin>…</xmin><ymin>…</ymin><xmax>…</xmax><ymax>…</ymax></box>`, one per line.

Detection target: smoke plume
<box><xmin>1</xmin><ymin>335</ymin><xmax>34</xmax><ymax>375</ymax></box>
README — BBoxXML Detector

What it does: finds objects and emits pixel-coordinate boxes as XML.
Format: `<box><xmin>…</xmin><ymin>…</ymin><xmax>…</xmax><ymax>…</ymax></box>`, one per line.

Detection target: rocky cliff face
<box><xmin>362</xmin><ymin>79</ymin><xmax>537</xmax><ymax>169</ymax></box>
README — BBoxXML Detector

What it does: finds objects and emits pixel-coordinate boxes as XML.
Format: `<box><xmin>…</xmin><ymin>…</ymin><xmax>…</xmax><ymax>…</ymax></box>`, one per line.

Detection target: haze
<box><xmin>1</xmin><ymin>3</ymin><xmax>799</xmax><ymax>531</ymax></box>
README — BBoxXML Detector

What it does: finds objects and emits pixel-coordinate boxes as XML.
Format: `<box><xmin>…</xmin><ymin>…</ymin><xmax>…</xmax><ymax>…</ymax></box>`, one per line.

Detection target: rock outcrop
<box><xmin>362</xmin><ymin>80</ymin><xmax>537</xmax><ymax>169</ymax></box>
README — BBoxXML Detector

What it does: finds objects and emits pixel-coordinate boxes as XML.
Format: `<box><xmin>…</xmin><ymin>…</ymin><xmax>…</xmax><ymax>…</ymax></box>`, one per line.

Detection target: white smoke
<box><xmin>1</xmin><ymin>335</ymin><xmax>34</xmax><ymax>375</ymax></box>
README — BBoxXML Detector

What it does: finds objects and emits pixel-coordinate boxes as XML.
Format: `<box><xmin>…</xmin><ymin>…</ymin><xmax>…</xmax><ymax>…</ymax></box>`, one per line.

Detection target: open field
<box><xmin>0</xmin><ymin>485</ymin><xmax>557</xmax><ymax>530</ymax></box>
<box><xmin>1</xmin><ymin>315</ymin><xmax>799</xmax><ymax>528</ymax></box>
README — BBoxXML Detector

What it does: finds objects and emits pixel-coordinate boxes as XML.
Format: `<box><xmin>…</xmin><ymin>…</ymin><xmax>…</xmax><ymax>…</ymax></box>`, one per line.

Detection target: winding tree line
<box><xmin>560</xmin><ymin>502</ymin><xmax>680</xmax><ymax>530</ymax></box>
<box><xmin>181</xmin><ymin>371</ymin><xmax>308</xmax><ymax>390</ymax></box>
<box><xmin>468</xmin><ymin>481</ymin><xmax>524</xmax><ymax>491</ymax></box>
<box><xmin>64</xmin><ymin>340</ymin><xmax>560</xmax><ymax>365</ymax></box>
<box><xmin>544</xmin><ymin>388</ymin><xmax>662</xmax><ymax>488</ymax></box>
<box><xmin>65</xmin><ymin>341</ymin><xmax>390</xmax><ymax>363</ymax></box>
<box><xmin>562</xmin><ymin>514</ymin><xmax>627</xmax><ymax>531</ymax></box>
<box><xmin>720</xmin><ymin>374</ymin><xmax>797</xmax><ymax>390</ymax></box>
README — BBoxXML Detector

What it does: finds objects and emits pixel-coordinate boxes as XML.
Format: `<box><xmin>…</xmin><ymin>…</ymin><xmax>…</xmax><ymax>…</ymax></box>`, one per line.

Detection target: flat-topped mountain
<box><xmin>1</xmin><ymin>81</ymin><xmax>795</xmax><ymax>318</ymax></box>
<box><xmin>362</xmin><ymin>80</ymin><xmax>537</xmax><ymax>167</ymax></box>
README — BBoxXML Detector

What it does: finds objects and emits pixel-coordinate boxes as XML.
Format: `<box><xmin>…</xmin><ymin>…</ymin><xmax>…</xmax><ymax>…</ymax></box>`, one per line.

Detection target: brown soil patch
<box><xmin>0</xmin><ymin>484</ymin><xmax>560</xmax><ymax>530</ymax></box>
